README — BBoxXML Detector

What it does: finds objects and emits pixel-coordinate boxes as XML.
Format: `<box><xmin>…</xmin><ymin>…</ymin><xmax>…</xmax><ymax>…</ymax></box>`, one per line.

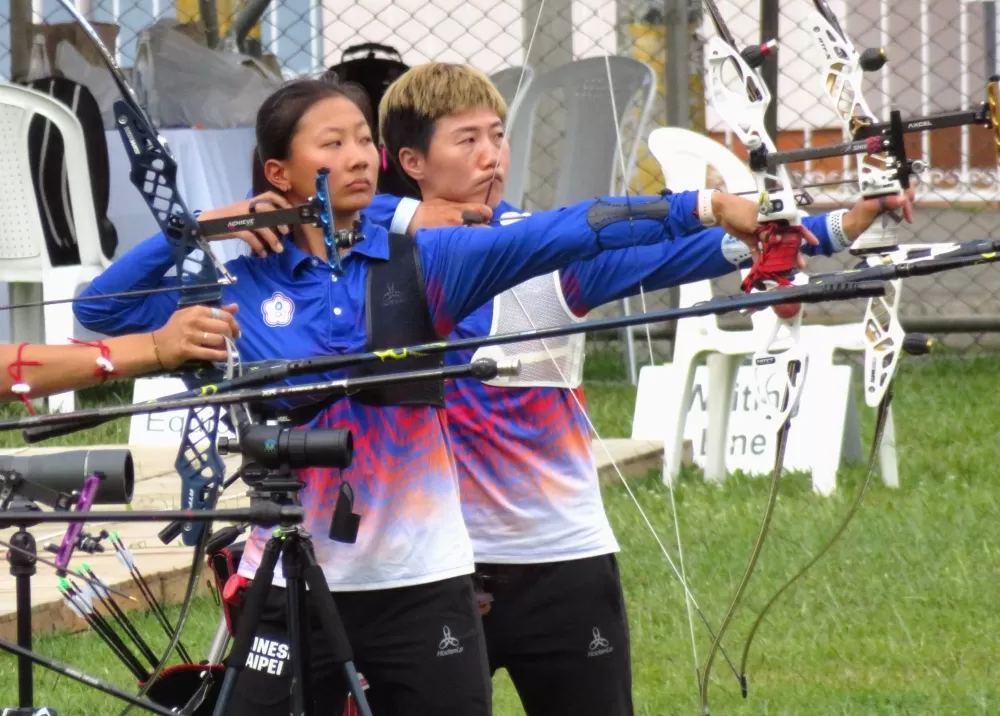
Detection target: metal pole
<box><xmin>665</xmin><ymin>0</ymin><xmax>690</xmax><ymax>128</ymax></box>
<box><xmin>200</xmin><ymin>0</ymin><xmax>220</xmax><ymax>49</ymax></box>
<box><xmin>986</xmin><ymin>1</ymin><xmax>997</xmax><ymax>79</ymax></box>
<box><xmin>9</xmin><ymin>0</ymin><xmax>33</xmax><ymax>82</ymax></box>
<box><xmin>223</xmin><ymin>0</ymin><xmax>272</xmax><ymax>52</ymax></box>
<box><xmin>760</xmin><ymin>0</ymin><xmax>779</xmax><ymax>139</ymax></box>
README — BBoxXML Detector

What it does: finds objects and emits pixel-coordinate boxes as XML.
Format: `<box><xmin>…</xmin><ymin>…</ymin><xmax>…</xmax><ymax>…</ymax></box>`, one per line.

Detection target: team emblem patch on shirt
<box><xmin>262</xmin><ymin>291</ymin><xmax>294</xmax><ymax>326</ymax></box>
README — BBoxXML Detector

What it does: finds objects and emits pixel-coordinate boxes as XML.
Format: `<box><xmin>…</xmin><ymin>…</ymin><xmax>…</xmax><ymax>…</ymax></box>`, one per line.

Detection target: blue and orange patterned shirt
<box><xmin>73</xmin><ymin>193</ymin><xmax>713</xmax><ymax>589</ymax></box>
<box><xmin>368</xmin><ymin>193</ymin><xmax>853</xmax><ymax>563</ymax></box>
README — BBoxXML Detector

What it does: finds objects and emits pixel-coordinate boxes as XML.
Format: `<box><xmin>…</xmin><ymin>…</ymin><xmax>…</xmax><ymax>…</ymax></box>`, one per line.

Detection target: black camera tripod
<box><xmin>1</xmin><ymin>504</ymin><xmax>49</xmax><ymax>716</ymax></box>
<box><xmin>211</xmin><ymin>468</ymin><xmax>372</xmax><ymax>716</ymax></box>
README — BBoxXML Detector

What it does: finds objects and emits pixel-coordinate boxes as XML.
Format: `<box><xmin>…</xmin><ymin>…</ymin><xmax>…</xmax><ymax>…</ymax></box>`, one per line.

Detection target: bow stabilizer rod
<box><xmin>11</xmin><ymin>358</ymin><xmax>521</xmax><ymax>436</ymax></box>
<box><xmin>10</xmin><ymin>281</ymin><xmax>885</xmax><ymax>440</ymax></box>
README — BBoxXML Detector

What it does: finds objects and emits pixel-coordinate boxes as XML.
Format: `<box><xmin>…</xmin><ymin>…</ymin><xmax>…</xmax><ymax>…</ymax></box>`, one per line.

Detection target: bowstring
<box><xmin>600</xmin><ymin>52</ymin><xmax>702</xmax><ymax>683</ymax></box>
<box><xmin>485</xmin><ymin>6</ymin><xmax>724</xmax><ymax>687</ymax></box>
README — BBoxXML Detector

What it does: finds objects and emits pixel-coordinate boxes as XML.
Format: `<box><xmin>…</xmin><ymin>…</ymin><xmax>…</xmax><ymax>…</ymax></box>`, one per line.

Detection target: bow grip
<box><xmin>178</xmin><ymin>453</ymin><xmax>225</xmax><ymax>546</ymax></box>
<box><xmin>741</xmin><ymin>227</ymin><xmax>806</xmax><ymax>319</ymax></box>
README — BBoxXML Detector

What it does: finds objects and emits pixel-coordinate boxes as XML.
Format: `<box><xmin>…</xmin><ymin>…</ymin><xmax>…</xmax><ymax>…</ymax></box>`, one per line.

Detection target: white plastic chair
<box><xmin>489</xmin><ymin>65</ymin><xmax>534</xmax><ymax>128</ymax></box>
<box><xmin>501</xmin><ymin>57</ymin><xmax>656</xmax><ymax>379</ymax></box>
<box><xmin>502</xmin><ymin>55</ymin><xmax>656</xmax><ymax>208</ymax></box>
<box><xmin>0</xmin><ymin>82</ymin><xmax>110</xmax><ymax>413</ymax></box>
<box><xmin>634</xmin><ymin>126</ymin><xmax>898</xmax><ymax>493</ymax></box>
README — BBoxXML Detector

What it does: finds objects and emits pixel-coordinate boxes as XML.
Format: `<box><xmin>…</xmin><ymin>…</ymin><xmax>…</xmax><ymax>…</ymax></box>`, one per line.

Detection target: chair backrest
<box><xmin>646</xmin><ymin>127</ymin><xmax>757</xmax><ymax>337</ymax></box>
<box><xmin>489</xmin><ymin>65</ymin><xmax>534</xmax><ymax>122</ymax></box>
<box><xmin>503</xmin><ymin>56</ymin><xmax>656</xmax><ymax>207</ymax></box>
<box><xmin>26</xmin><ymin>76</ymin><xmax>117</xmax><ymax>265</ymax></box>
<box><xmin>0</xmin><ymin>82</ymin><xmax>104</xmax><ymax>278</ymax></box>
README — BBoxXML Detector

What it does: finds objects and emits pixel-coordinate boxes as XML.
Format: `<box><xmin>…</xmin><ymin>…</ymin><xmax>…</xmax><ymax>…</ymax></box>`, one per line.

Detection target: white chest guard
<box><xmin>471</xmin><ymin>270</ymin><xmax>586</xmax><ymax>389</ymax></box>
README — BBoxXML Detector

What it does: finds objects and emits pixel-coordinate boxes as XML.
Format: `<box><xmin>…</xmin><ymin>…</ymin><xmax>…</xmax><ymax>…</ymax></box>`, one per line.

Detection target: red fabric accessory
<box><xmin>68</xmin><ymin>338</ymin><xmax>119</xmax><ymax>381</ymax></box>
<box><xmin>740</xmin><ymin>224</ymin><xmax>808</xmax><ymax>319</ymax></box>
<box><xmin>7</xmin><ymin>343</ymin><xmax>41</xmax><ymax>414</ymax></box>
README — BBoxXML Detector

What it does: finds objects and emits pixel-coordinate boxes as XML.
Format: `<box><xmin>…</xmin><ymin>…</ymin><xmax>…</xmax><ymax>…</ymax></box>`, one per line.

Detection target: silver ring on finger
<box><xmin>202</xmin><ymin>331</ymin><xmax>208</xmax><ymax>343</ymax></box>
<box><xmin>210</xmin><ymin>307</ymin><xmax>221</xmax><ymax>320</ymax></box>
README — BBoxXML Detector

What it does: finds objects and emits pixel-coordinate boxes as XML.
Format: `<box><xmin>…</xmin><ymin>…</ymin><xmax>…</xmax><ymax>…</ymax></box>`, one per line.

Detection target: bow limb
<box><xmin>54</xmin><ymin>3</ymin><xmax>236</xmax><ymax>714</ymax></box>
<box><xmin>737</xmin><ymin>388</ymin><xmax>893</xmax><ymax>692</ymax></box>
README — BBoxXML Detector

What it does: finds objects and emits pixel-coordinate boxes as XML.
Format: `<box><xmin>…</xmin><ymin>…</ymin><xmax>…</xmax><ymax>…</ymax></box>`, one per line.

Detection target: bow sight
<box><xmin>195</xmin><ymin>168</ymin><xmax>365</xmax><ymax>274</ymax></box>
<box><xmin>744</xmin><ymin>77</ymin><xmax>999</xmax><ymax>256</ymax></box>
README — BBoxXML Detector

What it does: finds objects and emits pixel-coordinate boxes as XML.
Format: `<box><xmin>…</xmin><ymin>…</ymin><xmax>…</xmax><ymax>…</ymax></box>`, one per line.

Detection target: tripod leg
<box><xmin>10</xmin><ymin>529</ymin><xmax>38</xmax><ymax>709</ymax></box>
<box><xmin>211</xmin><ymin>535</ymin><xmax>283</xmax><ymax>716</ymax></box>
<box><xmin>282</xmin><ymin>541</ymin><xmax>310</xmax><ymax>716</ymax></box>
<box><xmin>297</xmin><ymin>543</ymin><xmax>373</xmax><ymax>716</ymax></box>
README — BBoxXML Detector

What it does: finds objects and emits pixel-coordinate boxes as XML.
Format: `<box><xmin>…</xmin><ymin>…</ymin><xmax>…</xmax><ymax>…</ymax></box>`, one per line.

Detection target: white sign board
<box><xmin>129</xmin><ymin>377</ymin><xmax>236</xmax><ymax>448</ymax></box>
<box><xmin>632</xmin><ymin>361</ymin><xmax>857</xmax><ymax>495</ymax></box>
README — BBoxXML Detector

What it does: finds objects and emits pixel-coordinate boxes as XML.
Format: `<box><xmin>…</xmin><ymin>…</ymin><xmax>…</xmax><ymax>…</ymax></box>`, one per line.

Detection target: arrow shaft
<box><xmin>15</xmin><ymin>357</ymin><xmax>508</xmax><ymax>437</ymax></box>
<box><xmin>11</xmin><ymin>282</ymin><xmax>880</xmax><ymax>438</ymax></box>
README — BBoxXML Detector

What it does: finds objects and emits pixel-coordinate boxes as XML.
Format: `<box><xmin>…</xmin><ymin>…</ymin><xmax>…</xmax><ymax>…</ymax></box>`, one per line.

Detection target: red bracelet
<box><xmin>7</xmin><ymin>343</ymin><xmax>41</xmax><ymax>414</ymax></box>
<box><xmin>69</xmin><ymin>338</ymin><xmax>119</xmax><ymax>382</ymax></box>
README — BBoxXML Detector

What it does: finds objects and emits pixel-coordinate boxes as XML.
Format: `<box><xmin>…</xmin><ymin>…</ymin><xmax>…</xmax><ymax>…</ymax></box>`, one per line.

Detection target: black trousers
<box><xmin>475</xmin><ymin>554</ymin><xmax>634</xmax><ymax>716</ymax></box>
<box><xmin>222</xmin><ymin>575</ymin><xmax>492</xmax><ymax>716</ymax></box>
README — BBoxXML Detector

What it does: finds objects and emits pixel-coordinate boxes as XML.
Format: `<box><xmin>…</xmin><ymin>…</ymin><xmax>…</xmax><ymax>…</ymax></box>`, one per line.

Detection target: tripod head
<box><xmin>0</xmin><ymin>494</ymin><xmax>41</xmax><ymax>531</ymax></box>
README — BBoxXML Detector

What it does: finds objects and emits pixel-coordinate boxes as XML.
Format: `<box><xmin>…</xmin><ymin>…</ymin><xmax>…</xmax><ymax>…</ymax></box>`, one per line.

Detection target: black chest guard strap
<box><xmin>350</xmin><ymin>232</ymin><xmax>444</xmax><ymax>407</ymax></box>
<box><xmin>281</xmin><ymin>232</ymin><xmax>444</xmax><ymax>426</ymax></box>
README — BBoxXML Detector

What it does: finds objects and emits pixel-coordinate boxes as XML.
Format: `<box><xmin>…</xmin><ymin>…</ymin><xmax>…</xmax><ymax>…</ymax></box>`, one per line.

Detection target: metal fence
<box><xmin>3</xmin><ymin>0</ymin><xmax>1000</xmax><ymax>368</ymax></box>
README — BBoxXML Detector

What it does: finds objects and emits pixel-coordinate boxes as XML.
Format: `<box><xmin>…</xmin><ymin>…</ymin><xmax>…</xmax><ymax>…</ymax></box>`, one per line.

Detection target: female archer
<box><xmin>73</xmin><ymin>76</ymin><xmax>781</xmax><ymax>715</ymax></box>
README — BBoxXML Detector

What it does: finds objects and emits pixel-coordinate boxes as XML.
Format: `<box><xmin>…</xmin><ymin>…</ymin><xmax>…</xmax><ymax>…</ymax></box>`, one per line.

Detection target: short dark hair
<box><xmin>251</xmin><ymin>77</ymin><xmax>374</xmax><ymax>195</ymax></box>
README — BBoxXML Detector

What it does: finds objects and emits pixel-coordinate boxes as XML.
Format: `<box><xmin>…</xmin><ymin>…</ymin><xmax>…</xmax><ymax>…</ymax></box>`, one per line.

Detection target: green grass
<box><xmin>0</xmin><ymin>382</ymin><xmax>134</xmax><ymax>448</ymax></box>
<box><xmin>3</xmin><ymin>353</ymin><xmax>1000</xmax><ymax>714</ymax></box>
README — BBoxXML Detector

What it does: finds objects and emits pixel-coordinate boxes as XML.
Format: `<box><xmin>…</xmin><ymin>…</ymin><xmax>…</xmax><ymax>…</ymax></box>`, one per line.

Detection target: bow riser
<box><xmin>706</xmin><ymin>34</ymin><xmax>807</xmax><ymax>424</ymax></box>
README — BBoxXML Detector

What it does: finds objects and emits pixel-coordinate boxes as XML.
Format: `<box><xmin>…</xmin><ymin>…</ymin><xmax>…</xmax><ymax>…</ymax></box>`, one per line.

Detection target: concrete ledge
<box><xmin>595</xmin><ymin>438</ymin><xmax>692</xmax><ymax>483</ymax></box>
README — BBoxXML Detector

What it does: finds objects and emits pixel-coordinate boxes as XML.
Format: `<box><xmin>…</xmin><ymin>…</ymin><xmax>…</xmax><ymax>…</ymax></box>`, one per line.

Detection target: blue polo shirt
<box><xmin>367</xmin><ymin>192</ymin><xmax>853</xmax><ymax>563</ymax></box>
<box><xmin>74</xmin><ymin>192</ymin><xmax>711</xmax><ymax>590</ymax></box>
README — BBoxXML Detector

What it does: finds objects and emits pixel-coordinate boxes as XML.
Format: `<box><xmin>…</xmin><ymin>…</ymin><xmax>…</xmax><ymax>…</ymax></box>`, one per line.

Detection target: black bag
<box><xmin>24</xmin><ymin>76</ymin><xmax>117</xmax><ymax>266</ymax></box>
<box><xmin>325</xmin><ymin>43</ymin><xmax>413</xmax><ymax>196</ymax></box>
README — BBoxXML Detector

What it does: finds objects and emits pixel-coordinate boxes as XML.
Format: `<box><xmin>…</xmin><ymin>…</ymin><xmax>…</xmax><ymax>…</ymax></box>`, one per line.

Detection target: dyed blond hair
<box><xmin>378</xmin><ymin>62</ymin><xmax>507</xmax><ymax>142</ymax></box>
